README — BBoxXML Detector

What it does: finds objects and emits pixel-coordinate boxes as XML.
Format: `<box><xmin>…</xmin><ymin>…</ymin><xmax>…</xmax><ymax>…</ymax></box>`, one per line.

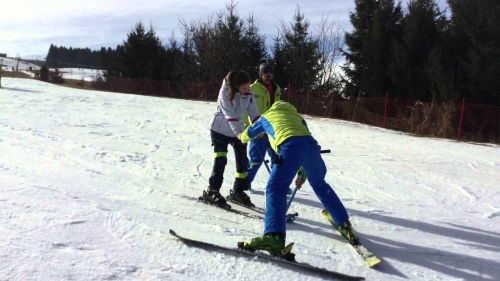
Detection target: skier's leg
<box><xmin>302</xmin><ymin>137</ymin><xmax>349</xmax><ymax>225</ymax></box>
<box><xmin>225</xmin><ymin>137</ymin><xmax>255</xmax><ymax>205</ymax></box>
<box><xmin>204</xmin><ymin>131</ymin><xmax>231</xmax><ymax>206</ymax></box>
<box><xmin>241</xmin><ymin>137</ymin><xmax>307</xmax><ymax>256</ymax></box>
<box><xmin>264</xmin><ymin>138</ymin><xmax>303</xmax><ymax>236</ymax></box>
<box><xmin>232</xmin><ymin>138</ymin><xmax>250</xmax><ymax>191</ymax></box>
<box><xmin>208</xmin><ymin>131</ymin><xmax>229</xmax><ymax>191</ymax></box>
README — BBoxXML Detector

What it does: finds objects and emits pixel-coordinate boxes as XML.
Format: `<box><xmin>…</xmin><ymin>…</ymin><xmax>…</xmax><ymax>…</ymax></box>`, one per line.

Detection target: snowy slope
<box><xmin>49</xmin><ymin>68</ymin><xmax>106</xmax><ymax>82</ymax></box>
<box><xmin>0</xmin><ymin>57</ymin><xmax>40</xmax><ymax>72</ymax></box>
<box><xmin>0</xmin><ymin>78</ymin><xmax>499</xmax><ymax>281</ymax></box>
<box><xmin>0</xmin><ymin>57</ymin><xmax>40</xmax><ymax>78</ymax></box>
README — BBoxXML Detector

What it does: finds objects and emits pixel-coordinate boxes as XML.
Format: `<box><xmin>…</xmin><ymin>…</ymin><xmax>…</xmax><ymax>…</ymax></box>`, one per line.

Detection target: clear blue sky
<box><xmin>0</xmin><ymin>0</ymin><xmax>448</xmax><ymax>59</ymax></box>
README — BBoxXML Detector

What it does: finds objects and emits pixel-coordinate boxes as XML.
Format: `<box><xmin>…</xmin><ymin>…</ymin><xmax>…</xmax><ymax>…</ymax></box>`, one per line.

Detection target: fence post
<box><xmin>305</xmin><ymin>90</ymin><xmax>310</xmax><ymax>114</ymax></box>
<box><xmin>384</xmin><ymin>92</ymin><xmax>389</xmax><ymax>128</ymax></box>
<box><xmin>287</xmin><ymin>82</ymin><xmax>291</xmax><ymax>102</ymax></box>
<box><xmin>324</xmin><ymin>92</ymin><xmax>334</xmax><ymax>118</ymax></box>
<box><xmin>351</xmin><ymin>90</ymin><xmax>361</xmax><ymax>121</ymax></box>
<box><xmin>457</xmin><ymin>98</ymin><xmax>465</xmax><ymax>140</ymax></box>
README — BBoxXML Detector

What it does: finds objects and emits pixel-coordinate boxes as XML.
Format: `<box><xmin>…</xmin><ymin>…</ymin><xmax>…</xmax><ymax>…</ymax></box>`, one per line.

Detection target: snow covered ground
<box><xmin>49</xmin><ymin>68</ymin><xmax>106</xmax><ymax>82</ymax></box>
<box><xmin>0</xmin><ymin>78</ymin><xmax>499</xmax><ymax>281</ymax></box>
<box><xmin>0</xmin><ymin>57</ymin><xmax>40</xmax><ymax>72</ymax></box>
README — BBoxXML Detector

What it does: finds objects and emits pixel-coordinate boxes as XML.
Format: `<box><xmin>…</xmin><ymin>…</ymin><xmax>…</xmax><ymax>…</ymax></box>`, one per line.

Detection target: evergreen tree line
<box><xmin>46</xmin><ymin>0</ymin><xmax>499</xmax><ymax>105</ymax></box>
<box><xmin>46</xmin><ymin>45</ymin><xmax>115</xmax><ymax>69</ymax></box>
<box><xmin>104</xmin><ymin>3</ymin><xmax>331</xmax><ymax>90</ymax></box>
<box><xmin>343</xmin><ymin>0</ymin><xmax>499</xmax><ymax>105</ymax></box>
<box><xmin>45</xmin><ymin>3</ymin><xmax>342</xmax><ymax>93</ymax></box>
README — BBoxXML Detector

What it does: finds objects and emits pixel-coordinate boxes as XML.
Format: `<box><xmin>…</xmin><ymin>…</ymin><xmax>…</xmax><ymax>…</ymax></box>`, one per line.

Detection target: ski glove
<box><xmin>295</xmin><ymin>167</ymin><xmax>308</xmax><ymax>189</ymax></box>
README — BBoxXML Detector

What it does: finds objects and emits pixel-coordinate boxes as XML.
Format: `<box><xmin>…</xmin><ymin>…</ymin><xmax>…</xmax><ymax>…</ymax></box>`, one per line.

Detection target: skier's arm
<box><xmin>240</xmin><ymin>118</ymin><xmax>265</xmax><ymax>144</ymax></box>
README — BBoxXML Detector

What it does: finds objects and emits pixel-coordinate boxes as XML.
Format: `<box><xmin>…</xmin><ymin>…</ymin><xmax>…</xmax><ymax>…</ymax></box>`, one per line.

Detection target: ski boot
<box><xmin>238</xmin><ymin>233</ymin><xmax>295</xmax><ymax>261</ymax></box>
<box><xmin>227</xmin><ymin>189</ymin><xmax>255</xmax><ymax>208</ymax></box>
<box><xmin>335</xmin><ymin>220</ymin><xmax>360</xmax><ymax>246</ymax></box>
<box><xmin>227</xmin><ymin>178</ymin><xmax>255</xmax><ymax>207</ymax></box>
<box><xmin>200</xmin><ymin>188</ymin><xmax>230</xmax><ymax>209</ymax></box>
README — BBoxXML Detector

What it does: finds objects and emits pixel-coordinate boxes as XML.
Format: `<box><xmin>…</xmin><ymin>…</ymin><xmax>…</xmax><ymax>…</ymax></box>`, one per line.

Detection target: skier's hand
<box><xmin>295</xmin><ymin>176</ymin><xmax>306</xmax><ymax>189</ymax></box>
<box><xmin>295</xmin><ymin>167</ymin><xmax>307</xmax><ymax>189</ymax></box>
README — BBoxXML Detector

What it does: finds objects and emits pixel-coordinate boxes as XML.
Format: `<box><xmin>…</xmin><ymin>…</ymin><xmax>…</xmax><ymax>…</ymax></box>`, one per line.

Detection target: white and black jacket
<box><xmin>210</xmin><ymin>79</ymin><xmax>261</xmax><ymax>137</ymax></box>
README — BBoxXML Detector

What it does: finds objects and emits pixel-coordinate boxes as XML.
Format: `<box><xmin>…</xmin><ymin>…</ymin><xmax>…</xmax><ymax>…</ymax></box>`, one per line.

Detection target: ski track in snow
<box><xmin>1</xmin><ymin>78</ymin><xmax>499</xmax><ymax>281</ymax></box>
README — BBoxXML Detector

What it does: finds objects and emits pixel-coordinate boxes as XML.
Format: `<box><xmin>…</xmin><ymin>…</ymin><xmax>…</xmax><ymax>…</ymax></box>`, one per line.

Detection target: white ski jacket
<box><xmin>210</xmin><ymin>79</ymin><xmax>261</xmax><ymax>137</ymax></box>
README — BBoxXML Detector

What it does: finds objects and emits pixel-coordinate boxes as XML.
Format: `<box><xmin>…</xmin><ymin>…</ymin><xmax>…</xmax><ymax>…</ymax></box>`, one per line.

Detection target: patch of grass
<box><xmin>0</xmin><ymin>71</ymin><xmax>32</xmax><ymax>79</ymax></box>
<box><xmin>58</xmin><ymin>79</ymin><xmax>93</xmax><ymax>90</ymax></box>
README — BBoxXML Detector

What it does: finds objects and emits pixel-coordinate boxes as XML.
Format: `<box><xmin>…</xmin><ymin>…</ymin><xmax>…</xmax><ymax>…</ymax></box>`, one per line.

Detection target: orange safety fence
<box><xmin>92</xmin><ymin>77</ymin><xmax>499</xmax><ymax>143</ymax></box>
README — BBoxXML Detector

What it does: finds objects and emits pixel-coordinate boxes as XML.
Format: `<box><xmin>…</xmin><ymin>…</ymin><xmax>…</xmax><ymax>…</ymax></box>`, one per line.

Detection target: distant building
<box><xmin>0</xmin><ymin>53</ymin><xmax>6</xmax><ymax>58</ymax></box>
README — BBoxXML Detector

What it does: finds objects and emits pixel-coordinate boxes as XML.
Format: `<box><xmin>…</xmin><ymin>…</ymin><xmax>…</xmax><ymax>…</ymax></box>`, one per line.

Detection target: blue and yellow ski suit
<box><xmin>241</xmin><ymin>101</ymin><xmax>349</xmax><ymax>235</ymax></box>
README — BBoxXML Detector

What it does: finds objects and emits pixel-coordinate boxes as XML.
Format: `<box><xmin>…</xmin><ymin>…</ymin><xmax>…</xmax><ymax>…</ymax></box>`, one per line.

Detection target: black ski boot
<box><xmin>227</xmin><ymin>189</ymin><xmax>254</xmax><ymax>208</ymax></box>
<box><xmin>200</xmin><ymin>188</ymin><xmax>230</xmax><ymax>209</ymax></box>
<box><xmin>227</xmin><ymin>178</ymin><xmax>254</xmax><ymax>207</ymax></box>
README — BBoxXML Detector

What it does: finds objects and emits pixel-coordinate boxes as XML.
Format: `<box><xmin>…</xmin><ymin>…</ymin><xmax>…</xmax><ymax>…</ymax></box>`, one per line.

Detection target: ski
<box><xmin>226</xmin><ymin>197</ymin><xmax>299</xmax><ymax>223</ymax></box>
<box><xmin>177</xmin><ymin>194</ymin><xmax>263</xmax><ymax>220</ymax></box>
<box><xmin>322</xmin><ymin>210</ymin><xmax>382</xmax><ymax>268</ymax></box>
<box><xmin>226</xmin><ymin>197</ymin><xmax>266</xmax><ymax>213</ymax></box>
<box><xmin>170</xmin><ymin>229</ymin><xmax>365</xmax><ymax>281</ymax></box>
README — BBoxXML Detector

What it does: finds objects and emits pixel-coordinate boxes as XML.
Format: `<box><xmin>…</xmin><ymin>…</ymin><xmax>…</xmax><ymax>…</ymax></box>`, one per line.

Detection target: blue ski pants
<box><xmin>264</xmin><ymin>136</ymin><xmax>349</xmax><ymax>235</ymax></box>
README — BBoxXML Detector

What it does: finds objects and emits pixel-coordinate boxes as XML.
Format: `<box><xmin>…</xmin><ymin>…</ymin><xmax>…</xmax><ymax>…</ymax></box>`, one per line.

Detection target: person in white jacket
<box><xmin>203</xmin><ymin>70</ymin><xmax>261</xmax><ymax>208</ymax></box>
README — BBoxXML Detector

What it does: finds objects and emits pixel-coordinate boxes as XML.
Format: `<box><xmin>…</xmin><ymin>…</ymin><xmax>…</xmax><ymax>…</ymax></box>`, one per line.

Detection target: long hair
<box><xmin>225</xmin><ymin>70</ymin><xmax>251</xmax><ymax>100</ymax></box>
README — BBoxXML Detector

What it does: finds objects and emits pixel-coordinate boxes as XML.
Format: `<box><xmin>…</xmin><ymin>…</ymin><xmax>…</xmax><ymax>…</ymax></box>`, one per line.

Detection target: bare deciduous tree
<box><xmin>315</xmin><ymin>16</ymin><xmax>344</xmax><ymax>93</ymax></box>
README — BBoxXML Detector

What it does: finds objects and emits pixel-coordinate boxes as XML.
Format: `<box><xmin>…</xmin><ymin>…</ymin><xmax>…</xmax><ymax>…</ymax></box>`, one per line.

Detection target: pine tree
<box><xmin>242</xmin><ymin>14</ymin><xmax>267</xmax><ymax>79</ymax></box>
<box><xmin>274</xmin><ymin>6</ymin><xmax>321</xmax><ymax>90</ymax></box>
<box><xmin>389</xmin><ymin>0</ymin><xmax>444</xmax><ymax>101</ymax></box>
<box><xmin>39</xmin><ymin>65</ymin><xmax>49</xmax><ymax>82</ymax></box>
<box><xmin>114</xmin><ymin>22</ymin><xmax>166</xmax><ymax>79</ymax></box>
<box><xmin>343</xmin><ymin>0</ymin><xmax>403</xmax><ymax>97</ymax></box>
<box><xmin>179</xmin><ymin>1</ymin><xmax>266</xmax><ymax>82</ymax></box>
<box><xmin>163</xmin><ymin>33</ymin><xmax>183</xmax><ymax>81</ymax></box>
<box><xmin>174</xmin><ymin>27</ymin><xmax>198</xmax><ymax>82</ymax></box>
<box><xmin>448</xmin><ymin>0</ymin><xmax>500</xmax><ymax>104</ymax></box>
<box><xmin>273</xmin><ymin>33</ymin><xmax>288</xmax><ymax>87</ymax></box>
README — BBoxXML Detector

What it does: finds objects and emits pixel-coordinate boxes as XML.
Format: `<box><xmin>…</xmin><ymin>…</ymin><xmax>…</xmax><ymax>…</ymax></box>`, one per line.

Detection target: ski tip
<box><xmin>169</xmin><ymin>229</ymin><xmax>177</xmax><ymax>236</ymax></box>
<box><xmin>366</xmin><ymin>257</ymin><xmax>382</xmax><ymax>268</ymax></box>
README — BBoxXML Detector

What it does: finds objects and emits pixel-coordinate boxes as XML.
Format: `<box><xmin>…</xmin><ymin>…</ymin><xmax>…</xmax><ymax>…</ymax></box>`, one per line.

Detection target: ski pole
<box><xmin>263</xmin><ymin>159</ymin><xmax>271</xmax><ymax>173</ymax></box>
<box><xmin>286</xmin><ymin>187</ymin><xmax>298</xmax><ymax>212</ymax></box>
<box><xmin>285</xmin><ymin>187</ymin><xmax>299</xmax><ymax>223</ymax></box>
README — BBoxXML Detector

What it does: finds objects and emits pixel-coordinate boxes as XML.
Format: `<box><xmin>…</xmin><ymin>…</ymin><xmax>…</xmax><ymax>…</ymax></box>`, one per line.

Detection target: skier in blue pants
<box><xmin>264</xmin><ymin>136</ymin><xmax>348</xmax><ymax>235</ymax></box>
<box><xmin>239</xmin><ymin>100</ymin><xmax>353</xmax><ymax>256</ymax></box>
